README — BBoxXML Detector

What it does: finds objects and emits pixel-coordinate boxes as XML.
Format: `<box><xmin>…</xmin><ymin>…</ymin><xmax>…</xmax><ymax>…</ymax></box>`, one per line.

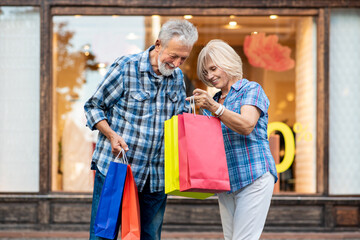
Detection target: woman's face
<box><xmin>204</xmin><ymin>60</ymin><xmax>230</xmax><ymax>90</ymax></box>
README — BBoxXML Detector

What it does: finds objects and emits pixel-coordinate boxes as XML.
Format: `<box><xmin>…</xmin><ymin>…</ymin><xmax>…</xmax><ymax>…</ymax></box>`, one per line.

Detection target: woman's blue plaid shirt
<box><xmin>84</xmin><ymin>46</ymin><xmax>189</xmax><ymax>192</ymax></box>
<box><xmin>209</xmin><ymin>79</ymin><xmax>278</xmax><ymax>193</ymax></box>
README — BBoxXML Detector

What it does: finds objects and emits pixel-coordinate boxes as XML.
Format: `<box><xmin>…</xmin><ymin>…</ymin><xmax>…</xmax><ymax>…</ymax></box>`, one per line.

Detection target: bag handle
<box><xmin>189</xmin><ymin>96</ymin><xmax>196</xmax><ymax>116</ymax></box>
<box><xmin>189</xmin><ymin>96</ymin><xmax>211</xmax><ymax>119</ymax></box>
<box><xmin>114</xmin><ymin>149</ymin><xmax>128</xmax><ymax>164</ymax></box>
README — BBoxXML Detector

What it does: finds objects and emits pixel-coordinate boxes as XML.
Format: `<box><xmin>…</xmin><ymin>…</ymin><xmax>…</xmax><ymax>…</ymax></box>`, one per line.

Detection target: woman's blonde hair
<box><xmin>197</xmin><ymin>39</ymin><xmax>243</xmax><ymax>87</ymax></box>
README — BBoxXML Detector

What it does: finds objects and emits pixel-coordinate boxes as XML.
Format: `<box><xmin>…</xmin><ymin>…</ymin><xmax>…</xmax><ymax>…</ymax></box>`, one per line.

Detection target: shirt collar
<box><xmin>139</xmin><ymin>45</ymin><xmax>176</xmax><ymax>79</ymax></box>
<box><xmin>231</xmin><ymin>78</ymin><xmax>248</xmax><ymax>92</ymax></box>
<box><xmin>214</xmin><ymin>78</ymin><xmax>247</xmax><ymax>100</ymax></box>
<box><xmin>139</xmin><ymin>45</ymin><xmax>154</xmax><ymax>73</ymax></box>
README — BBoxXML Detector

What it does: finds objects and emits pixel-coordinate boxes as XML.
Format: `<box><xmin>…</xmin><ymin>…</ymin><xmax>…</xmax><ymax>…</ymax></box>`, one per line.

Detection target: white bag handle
<box><xmin>189</xmin><ymin>95</ymin><xmax>211</xmax><ymax>119</ymax></box>
<box><xmin>114</xmin><ymin>148</ymin><xmax>128</xmax><ymax>164</ymax></box>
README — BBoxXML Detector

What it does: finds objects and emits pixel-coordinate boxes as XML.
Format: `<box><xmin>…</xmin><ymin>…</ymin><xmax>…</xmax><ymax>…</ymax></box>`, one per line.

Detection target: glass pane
<box><xmin>0</xmin><ymin>7</ymin><xmax>40</xmax><ymax>192</ymax></box>
<box><xmin>329</xmin><ymin>9</ymin><xmax>360</xmax><ymax>195</ymax></box>
<box><xmin>52</xmin><ymin>15</ymin><xmax>317</xmax><ymax>194</ymax></box>
<box><xmin>52</xmin><ymin>16</ymin><xmax>146</xmax><ymax>192</ymax></box>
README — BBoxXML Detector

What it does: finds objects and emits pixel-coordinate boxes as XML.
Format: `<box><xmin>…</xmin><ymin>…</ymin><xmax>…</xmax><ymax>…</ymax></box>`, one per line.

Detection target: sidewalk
<box><xmin>0</xmin><ymin>231</ymin><xmax>360</xmax><ymax>240</ymax></box>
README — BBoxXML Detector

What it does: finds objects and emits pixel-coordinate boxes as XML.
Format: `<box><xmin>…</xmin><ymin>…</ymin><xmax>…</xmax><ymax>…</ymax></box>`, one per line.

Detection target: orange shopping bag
<box><xmin>121</xmin><ymin>165</ymin><xmax>141</xmax><ymax>240</ymax></box>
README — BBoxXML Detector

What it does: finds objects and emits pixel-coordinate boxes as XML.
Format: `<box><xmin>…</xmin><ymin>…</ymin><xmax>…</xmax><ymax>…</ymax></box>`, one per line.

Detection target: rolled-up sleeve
<box><xmin>240</xmin><ymin>82</ymin><xmax>269</xmax><ymax>116</ymax></box>
<box><xmin>84</xmin><ymin>59</ymin><xmax>125</xmax><ymax>130</ymax></box>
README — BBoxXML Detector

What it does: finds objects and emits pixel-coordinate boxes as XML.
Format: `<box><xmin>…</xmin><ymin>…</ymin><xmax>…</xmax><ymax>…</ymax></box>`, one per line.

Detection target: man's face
<box><xmin>157</xmin><ymin>38</ymin><xmax>192</xmax><ymax>76</ymax></box>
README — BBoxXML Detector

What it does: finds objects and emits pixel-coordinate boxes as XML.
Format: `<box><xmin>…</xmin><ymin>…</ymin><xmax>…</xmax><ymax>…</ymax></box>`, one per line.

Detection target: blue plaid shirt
<box><xmin>84</xmin><ymin>46</ymin><xmax>189</xmax><ymax>192</ymax></box>
<box><xmin>212</xmin><ymin>79</ymin><xmax>278</xmax><ymax>193</ymax></box>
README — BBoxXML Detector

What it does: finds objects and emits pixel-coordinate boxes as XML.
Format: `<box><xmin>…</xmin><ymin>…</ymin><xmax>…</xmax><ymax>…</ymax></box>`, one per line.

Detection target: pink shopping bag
<box><xmin>178</xmin><ymin>112</ymin><xmax>230</xmax><ymax>193</ymax></box>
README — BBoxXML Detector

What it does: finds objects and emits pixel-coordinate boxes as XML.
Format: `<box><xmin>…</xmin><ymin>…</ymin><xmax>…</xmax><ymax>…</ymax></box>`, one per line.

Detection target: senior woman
<box><xmin>189</xmin><ymin>39</ymin><xmax>278</xmax><ymax>240</ymax></box>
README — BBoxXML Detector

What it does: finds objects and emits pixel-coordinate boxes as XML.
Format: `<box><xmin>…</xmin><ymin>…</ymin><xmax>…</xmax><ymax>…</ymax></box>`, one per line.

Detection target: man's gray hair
<box><xmin>158</xmin><ymin>19</ymin><xmax>198</xmax><ymax>47</ymax></box>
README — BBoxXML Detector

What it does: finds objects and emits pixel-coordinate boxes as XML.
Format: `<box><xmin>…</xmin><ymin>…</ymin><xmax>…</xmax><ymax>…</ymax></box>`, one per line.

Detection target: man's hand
<box><xmin>94</xmin><ymin>120</ymin><xmax>129</xmax><ymax>156</ymax></box>
<box><xmin>109</xmin><ymin>133</ymin><xmax>129</xmax><ymax>157</ymax></box>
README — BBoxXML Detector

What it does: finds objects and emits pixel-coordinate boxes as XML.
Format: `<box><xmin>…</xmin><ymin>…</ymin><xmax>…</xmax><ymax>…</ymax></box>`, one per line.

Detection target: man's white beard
<box><xmin>158</xmin><ymin>55</ymin><xmax>175</xmax><ymax>76</ymax></box>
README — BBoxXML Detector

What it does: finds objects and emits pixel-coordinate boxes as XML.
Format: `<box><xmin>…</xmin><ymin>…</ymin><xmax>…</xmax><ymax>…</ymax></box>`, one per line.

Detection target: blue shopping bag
<box><xmin>94</xmin><ymin>151</ymin><xmax>128</xmax><ymax>239</ymax></box>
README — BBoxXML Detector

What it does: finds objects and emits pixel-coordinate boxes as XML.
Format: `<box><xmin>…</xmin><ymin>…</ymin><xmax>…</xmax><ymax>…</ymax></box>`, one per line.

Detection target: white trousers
<box><xmin>218</xmin><ymin>172</ymin><xmax>275</xmax><ymax>240</ymax></box>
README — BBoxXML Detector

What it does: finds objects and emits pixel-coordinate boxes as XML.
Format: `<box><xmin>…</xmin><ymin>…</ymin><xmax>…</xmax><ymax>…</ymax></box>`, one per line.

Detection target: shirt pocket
<box><xmin>166</xmin><ymin>91</ymin><xmax>183</xmax><ymax>116</ymax></box>
<box><xmin>227</xmin><ymin>93</ymin><xmax>243</xmax><ymax>114</ymax></box>
<box><xmin>167</xmin><ymin>92</ymin><xmax>178</xmax><ymax>103</ymax></box>
<box><xmin>131</xmin><ymin>90</ymin><xmax>150</xmax><ymax>101</ymax></box>
<box><xmin>127</xmin><ymin>90</ymin><xmax>151</xmax><ymax>116</ymax></box>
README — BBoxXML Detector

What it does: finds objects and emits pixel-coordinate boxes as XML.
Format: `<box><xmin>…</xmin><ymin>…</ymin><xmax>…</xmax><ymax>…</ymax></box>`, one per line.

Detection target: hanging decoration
<box><xmin>243</xmin><ymin>33</ymin><xmax>295</xmax><ymax>72</ymax></box>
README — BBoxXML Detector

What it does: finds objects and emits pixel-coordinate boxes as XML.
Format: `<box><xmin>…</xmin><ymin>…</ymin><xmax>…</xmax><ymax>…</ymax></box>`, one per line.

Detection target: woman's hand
<box><xmin>186</xmin><ymin>88</ymin><xmax>220</xmax><ymax>113</ymax></box>
<box><xmin>186</xmin><ymin>89</ymin><xmax>261</xmax><ymax>135</ymax></box>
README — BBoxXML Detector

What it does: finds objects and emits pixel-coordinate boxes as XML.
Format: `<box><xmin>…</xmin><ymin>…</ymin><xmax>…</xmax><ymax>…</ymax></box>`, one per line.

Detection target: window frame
<box><xmin>48</xmin><ymin>7</ymin><xmax>328</xmax><ymax>196</ymax></box>
<box><xmin>0</xmin><ymin>1</ymin><xmax>330</xmax><ymax>196</ymax></box>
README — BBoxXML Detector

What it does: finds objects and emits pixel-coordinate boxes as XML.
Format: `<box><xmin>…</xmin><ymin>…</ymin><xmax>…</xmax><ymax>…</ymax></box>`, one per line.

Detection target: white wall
<box><xmin>329</xmin><ymin>9</ymin><xmax>360</xmax><ymax>194</ymax></box>
<box><xmin>0</xmin><ymin>7</ymin><xmax>40</xmax><ymax>192</ymax></box>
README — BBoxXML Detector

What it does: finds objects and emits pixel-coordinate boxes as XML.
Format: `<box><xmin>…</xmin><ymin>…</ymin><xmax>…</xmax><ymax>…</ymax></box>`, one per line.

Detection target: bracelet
<box><xmin>214</xmin><ymin>104</ymin><xmax>223</xmax><ymax>115</ymax></box>
<box><xmin>214</xmin><ymin>104</ymin><xmax>225</xmax><ymax>117</ymax></box>
<box><xmin>217</xmin><ymin>105</ymin><xmax>226</xmax><ymax>117</ymax></box>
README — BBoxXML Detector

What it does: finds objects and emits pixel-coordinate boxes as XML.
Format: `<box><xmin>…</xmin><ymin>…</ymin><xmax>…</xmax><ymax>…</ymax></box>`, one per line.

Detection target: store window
<box><xmin>329</xmin><ymin>9</ymin><xmax>360</xmax><ymax>195</ymax></box>
<box><xmin>52</xmin><ymin>15</ymin><xmax>317</xmax><ymax>194</ymax></box>
<box><xmin>0</xmin><ymin>7</ymin><xmax>40</xmax><ymax>192</ymax></box>
<box><xmin>52</xmin><ymin>16</ymin><xmax>146</xmax><ymax>192</ymax></box>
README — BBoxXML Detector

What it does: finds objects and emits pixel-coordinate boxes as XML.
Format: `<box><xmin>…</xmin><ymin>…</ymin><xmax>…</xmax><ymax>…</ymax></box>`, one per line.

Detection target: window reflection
<box><xmin>52</xmin><ymin>15</ymin><xmax>317</xmax><ymax>194</ymax></box>
<box><xmin>52</xmin><ymin>16</ymin><xmax>146</xmax><ymax>192</ymax></box>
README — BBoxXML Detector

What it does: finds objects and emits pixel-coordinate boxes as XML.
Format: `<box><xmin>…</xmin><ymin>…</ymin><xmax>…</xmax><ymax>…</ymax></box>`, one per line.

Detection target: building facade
<box><xmin>0</xmin><ymin>0</ymin><xmax>360</xmax><ymax>233</ymax></box>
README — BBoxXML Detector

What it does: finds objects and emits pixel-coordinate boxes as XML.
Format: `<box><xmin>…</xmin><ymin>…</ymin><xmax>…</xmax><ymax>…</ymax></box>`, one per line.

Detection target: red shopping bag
<box><xmin>121</xmin><ymin>165</ymin><xmax>141</xmax><ymax>240</ymax></box>
<box><xmin>178</xmin><ymin>112</ymin><xmax>230</xmax><ymax>193</ymax></box>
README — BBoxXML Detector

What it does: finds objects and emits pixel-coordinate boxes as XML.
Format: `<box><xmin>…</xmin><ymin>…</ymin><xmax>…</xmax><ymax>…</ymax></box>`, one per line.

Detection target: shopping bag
<box><xmin>121</xmin><ymin>165</ymin><xmax>141</xmax><ymax>240</ymax></box>
<box><xmin>94</xmin><ymin>160</ymin><xmax>127</xmax><ymax>239</ymax></box>
<box><xmin>164</xmin><ymin>115</ymin><xmax>214</xmax><ymax>199</ymax></box>
<box><xmin>178</xmin><ymin>112</ymin><xmax>230</xmax><ymax>193</ymax></box>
